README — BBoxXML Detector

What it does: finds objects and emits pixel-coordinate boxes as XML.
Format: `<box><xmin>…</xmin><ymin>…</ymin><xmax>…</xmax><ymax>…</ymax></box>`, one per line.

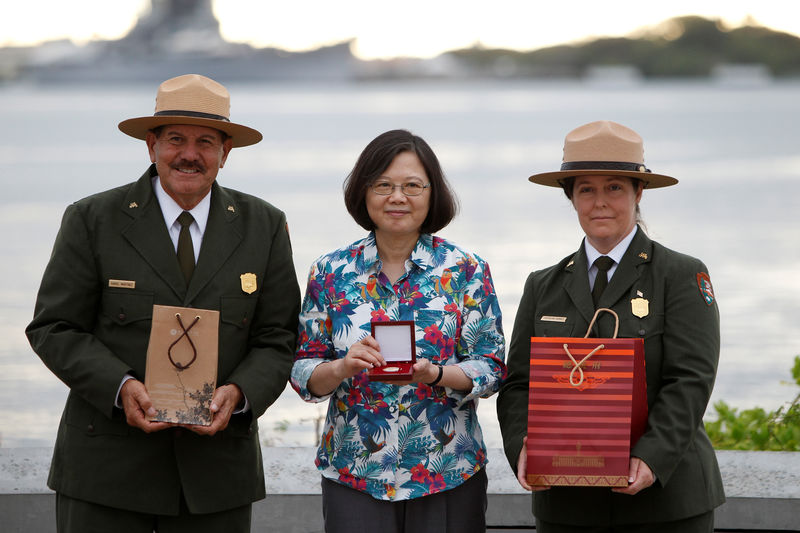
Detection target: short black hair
<box><xmin>343</xmin><ymin>129</ymin><xmax>459</xmax><ymax>233</ymax></box>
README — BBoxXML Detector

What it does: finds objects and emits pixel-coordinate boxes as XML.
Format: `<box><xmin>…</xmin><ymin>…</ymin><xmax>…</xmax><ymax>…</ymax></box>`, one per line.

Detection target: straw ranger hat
<box><xmin>529</xmin><ymin>120</ymin><xmax>677</xmax><ymax>188</ymax></box>
<box><xmin>118</xmin><ymin>74</ymin><xmax>262</xmax><ymax>147</ymax></box>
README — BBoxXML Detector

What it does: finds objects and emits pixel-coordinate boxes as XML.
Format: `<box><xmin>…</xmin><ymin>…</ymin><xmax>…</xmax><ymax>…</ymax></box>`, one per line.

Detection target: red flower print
<box><xmin>328</xmin><ymin>287</ymin><xmax>351</xmax><ymax>312</ymax></box>
<box><xmin>437</xmin><ymin>337</ymin><xmax>455</xmax><ymax>361</ymax></box>
<box><xmin>338</xmin><ymin>467</ymin><xmax>367</xmax><ymax>491</ymax></box>
<box><xmin>347</xmin><ymin>387</ymin><xmax>363</xmax><ymax>406</ymax></box>
<box><xmin>352</xmin><ymin>373</ymin><xmax>369</xmax><ymax>387</ymax></box>
<box><xmin>324</xmin><ymin>273</ymin><xmax>337</xmax><ymax>289</ymax></box>
<box><xmin>397</xmin><ymin>281</ymin><xmax>423</xmax><ymax>306</ymax></box>
<box><xmin>370</xmin><ymin>309</ymin><xmax>390</xmax><ymax>322</ymax></box>
<box><xmin>424</xmin><ymin>324</ymin><xmax>444</xmax><ymax>345</ymax></box>
<box><xmin>298</xmin><ymin>330</ymin><xmax>309</xmax><ymax>345</ymax></box>
<box><xmin>476</xmin><ymin>449</ymin><xmax>486</xmax><ymax>465</ymax></box>
<box><xmin>483</xmin><ymin>274</ymin><xmax>494</xmax><ymax>295</ymax></box>
<box><xmin>308</xmin><ymin>339</ymin><xmax>329</xmax><ymax>354</ymax></box>
<box><xmin>415</xmin><ymin>386</ymin><xmax>431</xmax><ymax>400</ymax></box>
<box><xmin>428</xmin><ymin>473</ymin><xmax>447</xmax><ymax>494</ymax></box>
<box><xmin>366</xmin><ymin>393</ymin><xmax>388</xmax><ymax>413</ymax></box>
<box><xmin>410</xmin><ymin>464</ymin><xmax>431</xmax><ymax>483</ymax></box>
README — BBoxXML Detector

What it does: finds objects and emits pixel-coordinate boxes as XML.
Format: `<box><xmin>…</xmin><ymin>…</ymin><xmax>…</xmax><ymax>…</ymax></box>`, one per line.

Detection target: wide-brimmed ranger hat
<box><xmin>529</xmin><ymin>120</ymin><xmax>677</xmax><ymax>188</ymax></box>
<box><xmin>118</xmin><ymin>74</ymin><xmax>262</xmax><ymax>147</ymax></box>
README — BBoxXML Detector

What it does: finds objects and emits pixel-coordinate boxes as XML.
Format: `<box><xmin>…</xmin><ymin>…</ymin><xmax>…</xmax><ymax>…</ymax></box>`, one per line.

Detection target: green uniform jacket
<box><xmin>26</xmin><ymin>166</ymin><xmax>301</xmax><ymax>515</ymax></box>
<box><xmin>497</xmin><ymin>227</ymin><xmax>725</xmax><ymax>526</ymax></box>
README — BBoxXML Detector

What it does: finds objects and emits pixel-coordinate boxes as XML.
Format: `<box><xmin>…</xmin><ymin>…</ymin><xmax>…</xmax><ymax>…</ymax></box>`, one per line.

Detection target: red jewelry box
<box><xmin>368</xmin><ymin>321</ymin><xmax>416</xmax><ymax>381</ymax></box>
<box><xmin>526</xmin><ymin>335</ymin><xmax>647</xmax><ymax>487</ymax></box>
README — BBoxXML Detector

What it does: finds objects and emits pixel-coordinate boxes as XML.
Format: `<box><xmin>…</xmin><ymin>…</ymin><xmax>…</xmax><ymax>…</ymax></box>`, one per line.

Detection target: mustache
<box><xmin>172</xmin><ymin>159</ymin><xmax>206</xmax><ymax>172</ymax></box>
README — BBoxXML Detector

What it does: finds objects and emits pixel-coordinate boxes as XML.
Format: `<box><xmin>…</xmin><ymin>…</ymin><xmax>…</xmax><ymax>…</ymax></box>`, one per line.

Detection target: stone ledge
<box><xmin>2</xmin><ymin>447</ymin><xmax>799</xmax><ymax>531</ymax></box>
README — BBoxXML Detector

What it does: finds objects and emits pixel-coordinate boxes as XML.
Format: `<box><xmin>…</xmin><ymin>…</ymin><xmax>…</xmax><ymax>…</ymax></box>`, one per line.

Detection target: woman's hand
<box><xmin>612</xmin><ymin>456</ymin><xmax>655</xmax><ymax>495</ymax></box>
<box><xmin>340</xmin><ymin>335</ymin><xmax>386</xmax><ymax>379</ymax></box>
<box><xmin>409</xmin><ymin>358</ymin><xmax>439</xmax><ymax>385</ymax></box>
<box><xmin>393</xmin><ymin>359</ymin><xmax>473</xmax><ymax>390</ymax></box>
<box><xmin>307</xmin><ymin>336</ymin><xmax>386</xmax><ymax>397</ymax></box>
<box><xmin>517</xmin><ymin>436</ymin><xmax>550</xmax><ymax>491</ymax></box>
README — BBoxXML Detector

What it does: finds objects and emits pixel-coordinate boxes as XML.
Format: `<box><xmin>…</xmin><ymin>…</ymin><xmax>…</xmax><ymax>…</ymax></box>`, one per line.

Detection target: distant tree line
<box><xmin>450</xmin><ymin>16</ymin><xmax>800</xmax><ymax>78</ymax></box>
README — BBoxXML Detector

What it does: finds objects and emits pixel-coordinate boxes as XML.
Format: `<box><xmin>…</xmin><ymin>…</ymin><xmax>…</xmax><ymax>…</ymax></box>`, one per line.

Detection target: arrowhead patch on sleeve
<box><xmin>696</xmin><ymin>272</ymin><xmax>715</xmax><ymax>306</ymax></box>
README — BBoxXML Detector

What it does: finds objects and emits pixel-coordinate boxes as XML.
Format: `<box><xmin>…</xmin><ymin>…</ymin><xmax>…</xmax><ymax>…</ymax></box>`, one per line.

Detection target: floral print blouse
<box><xmin>291</xmin><ymin>232</ymin><xmax>506</xmax><ymax>501</ymax></box>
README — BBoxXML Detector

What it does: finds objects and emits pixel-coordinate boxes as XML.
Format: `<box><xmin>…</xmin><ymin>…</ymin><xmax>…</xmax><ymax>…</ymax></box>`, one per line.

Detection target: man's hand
<box><xmin>184</xmin><ymin>383</ymin><xmax>243</xmax><ymax>436</ymax></box>
<box><xmin>120</xmin><ymin>379</ymin><xmax>171</xmax><ymax>433</ymax></box>
<box><xmin>612</xmin><ymin>456</ymin><xmax>655</xmax><ymax>495</ymax></box>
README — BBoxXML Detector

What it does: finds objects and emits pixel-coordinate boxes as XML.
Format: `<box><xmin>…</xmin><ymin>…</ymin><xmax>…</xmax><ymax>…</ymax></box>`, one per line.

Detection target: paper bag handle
<box><xmin>562</xmin><ymin>308</ymin><xmax>620</xmax><ymax>387</ymax></box>
<box><xmin>583</xmin><ymin>307</ymin><xmax>619</xmax><ymax>339</ymax></box>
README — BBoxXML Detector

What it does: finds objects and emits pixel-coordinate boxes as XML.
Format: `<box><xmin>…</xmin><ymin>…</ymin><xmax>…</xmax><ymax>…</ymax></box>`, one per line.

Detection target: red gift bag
<box><xmin>526</xmin><ymin>308</ymin><xmax>647</xmax><ymax>487</ymax></box>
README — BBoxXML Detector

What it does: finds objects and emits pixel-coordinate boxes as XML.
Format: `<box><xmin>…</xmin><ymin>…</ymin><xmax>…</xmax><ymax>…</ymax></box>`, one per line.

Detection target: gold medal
<box><xmin>631</xmin><ymin>297</ymin><xmax>649</xmax><ymax>318</ymax></box>
<box><xmin>240</xmin><ymin>273</ymin><xmax>257</xmax><ymax>294</ymax></box>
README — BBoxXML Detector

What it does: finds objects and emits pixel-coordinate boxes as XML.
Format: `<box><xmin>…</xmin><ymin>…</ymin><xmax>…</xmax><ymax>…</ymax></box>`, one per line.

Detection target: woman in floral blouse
<box><xmin>291</xmin><ymin>129</ymin><xmax>506</xmax><ymax>532</ymax></box>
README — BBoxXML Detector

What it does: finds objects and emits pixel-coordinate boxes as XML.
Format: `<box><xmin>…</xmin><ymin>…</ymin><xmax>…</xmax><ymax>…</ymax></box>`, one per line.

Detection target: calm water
<box><xmin>1</xmin><ymin>79</ymin><xmax>799</xmax><ymax>448</ymax></box>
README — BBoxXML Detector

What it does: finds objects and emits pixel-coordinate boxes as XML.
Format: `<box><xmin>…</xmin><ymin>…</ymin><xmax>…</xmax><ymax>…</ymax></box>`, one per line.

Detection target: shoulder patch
<box><xmin>696</xmin><ymin>272</ymin><xmax>715</xmax><ymax>306</ymax></box>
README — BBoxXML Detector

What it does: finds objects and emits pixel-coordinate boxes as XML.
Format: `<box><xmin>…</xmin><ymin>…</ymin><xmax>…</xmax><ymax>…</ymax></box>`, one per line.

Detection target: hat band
<box><xmin>154</xmin><ymin>110</ymin><xmax>231</xmax><ymax>122</ymax></box>
<box><xmin>560</xmin><ymin>161</ymin><xmax>651</xmax><ymax>173</ymax></box>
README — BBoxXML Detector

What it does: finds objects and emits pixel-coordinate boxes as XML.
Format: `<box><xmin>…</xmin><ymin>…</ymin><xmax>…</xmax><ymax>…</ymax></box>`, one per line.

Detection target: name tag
<box><xmin>540</xmin><ymin>315</ymin><xmax>567</xmax><ymax>323</ymax></box>
<box><xmin>109</xmin><ymin>279</ymin><xmax>136</xmax><ymax>289</ymax></box>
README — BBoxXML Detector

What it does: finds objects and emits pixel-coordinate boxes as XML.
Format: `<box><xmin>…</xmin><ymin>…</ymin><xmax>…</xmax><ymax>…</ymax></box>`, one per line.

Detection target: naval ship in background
<box><xmin>0</xmin><ymin>0</ymin><xmax>377</xmax><ymax>83</ymax></box>
<box><xmin>1</xmin><ymin>0</ymin><xmax>796</xmax><ymax>84</ymax></box>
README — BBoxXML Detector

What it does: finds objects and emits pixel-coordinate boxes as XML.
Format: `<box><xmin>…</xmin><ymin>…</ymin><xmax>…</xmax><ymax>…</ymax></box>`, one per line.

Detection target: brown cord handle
<box><xmin>168</xmin><ymin>313</ymin><xmax>201</xmax><ymax>370</ymax></box>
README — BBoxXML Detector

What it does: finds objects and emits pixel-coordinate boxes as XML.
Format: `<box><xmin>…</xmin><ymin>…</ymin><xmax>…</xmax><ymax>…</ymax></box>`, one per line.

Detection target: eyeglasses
<box><xmin>370</xmin><ymin>181</ymin><xmax>431</xmax><ymax>196</ymax></box>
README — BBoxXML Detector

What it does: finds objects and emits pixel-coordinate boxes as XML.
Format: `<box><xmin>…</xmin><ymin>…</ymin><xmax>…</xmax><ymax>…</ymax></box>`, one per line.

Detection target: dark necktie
<box><xmin>592</xmin><ymin>256</ymin><xmax>614</xmax><ymax>307</ymax></box>
<box><xmin>177</xmin><ymin>211</ymin><xmax>195</xmax><ymax>283</ymax></box>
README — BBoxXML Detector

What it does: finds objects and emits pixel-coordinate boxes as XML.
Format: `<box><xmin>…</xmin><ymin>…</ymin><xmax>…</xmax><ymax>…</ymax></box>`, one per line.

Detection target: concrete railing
<box><xmin>2</xmin><ymin>447</ymin><xmax>799</xmax><ymax>532</ymax></box>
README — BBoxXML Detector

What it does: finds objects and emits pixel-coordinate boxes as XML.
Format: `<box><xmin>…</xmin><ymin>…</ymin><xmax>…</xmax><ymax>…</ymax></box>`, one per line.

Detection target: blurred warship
<box><xmin>1</xmin><ymin>2</ymin><xmax>792</xmax><ymax>84</ymax></box>
<box><xmin>2</xmin><ymin>0</ymin><xmax>362</xmax><ymax>83</ymax></box>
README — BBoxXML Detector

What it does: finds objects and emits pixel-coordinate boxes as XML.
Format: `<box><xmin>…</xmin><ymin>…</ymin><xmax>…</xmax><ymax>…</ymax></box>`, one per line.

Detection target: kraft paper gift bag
<box><xmin>144</xmin><ymin>305</ymin><xmax>219</xmax><ymax>426</ymax></box>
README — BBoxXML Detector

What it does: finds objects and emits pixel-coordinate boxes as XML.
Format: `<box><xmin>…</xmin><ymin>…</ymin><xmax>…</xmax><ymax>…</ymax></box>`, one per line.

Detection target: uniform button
<box><xmin>118</xmin><ymin>313</ymin><xmax>126</xmax><ymax>321</ymax></box>
<box><xmin>242</xmin><ymin>317</ymin><xmax>249</xmax><ymax>325</ymax></box>
<box><xmin>638</xmin><ymin>329</ymin><xmax>646</xmax><ymax>336</ymax></box>
<box><xmin>87</xmin><ymin>424</ymin><xmax>94</xmax><ymax>432</ymax></box>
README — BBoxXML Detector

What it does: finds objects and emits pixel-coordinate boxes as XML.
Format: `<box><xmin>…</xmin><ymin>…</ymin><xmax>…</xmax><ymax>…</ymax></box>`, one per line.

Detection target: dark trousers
<box><xmin>56</xmin><ymin>492</ymin><xmax>252</xmax><ymax>533</ymax></box>
<box><xmin>536</xmin><ymin>510</ymin><xmax>714</xmax><ymax>533</ymax></box>
<box><xmin>321</xmin><ymin>467</ymin><xmax>488</xmax><ymax>533</ymax></box>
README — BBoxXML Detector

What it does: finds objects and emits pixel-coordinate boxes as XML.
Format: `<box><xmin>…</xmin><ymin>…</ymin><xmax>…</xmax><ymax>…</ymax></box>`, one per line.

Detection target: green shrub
<box><xmin>705</xmin><ymin>356</ymin><xmax>800</xmax><ymax>451</ymax></box>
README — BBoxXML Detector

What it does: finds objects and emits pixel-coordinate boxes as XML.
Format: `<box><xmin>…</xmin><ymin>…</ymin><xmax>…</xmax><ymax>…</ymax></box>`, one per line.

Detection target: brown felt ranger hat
<box><xmin>529</xmin><ymin>120</ymin><xmax>677</xmax><ymax>188</ymax></box>
<box><xmin>118</xmin><ymin>74</ymin><xmax>262</xmax><ymax>147</ymax></box>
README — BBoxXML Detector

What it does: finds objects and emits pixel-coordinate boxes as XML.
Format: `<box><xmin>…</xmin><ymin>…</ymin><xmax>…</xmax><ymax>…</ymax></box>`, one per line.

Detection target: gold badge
<box><xmin>638</xmin><ymin>252</ymin><xmax>648</xmax><ymax>260</ymax></box>
<box><xmin>129</xmin><ymin>202</ymin><xmax>138</xmax><ymax>209</ymax></box>
<box><xmin>227</xmin><ymin>205</ymin><xmax>235</xmax><ymax>213</ymax></box>
<box><xmin>240</xmin><ymin>273</ymin><xmax>257</xmax><ymax>294</ymax></box>
<box><xmin>631</xmin><ymin>297</ymin><xmax>649</xmax><ymax>318</ymax></box>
